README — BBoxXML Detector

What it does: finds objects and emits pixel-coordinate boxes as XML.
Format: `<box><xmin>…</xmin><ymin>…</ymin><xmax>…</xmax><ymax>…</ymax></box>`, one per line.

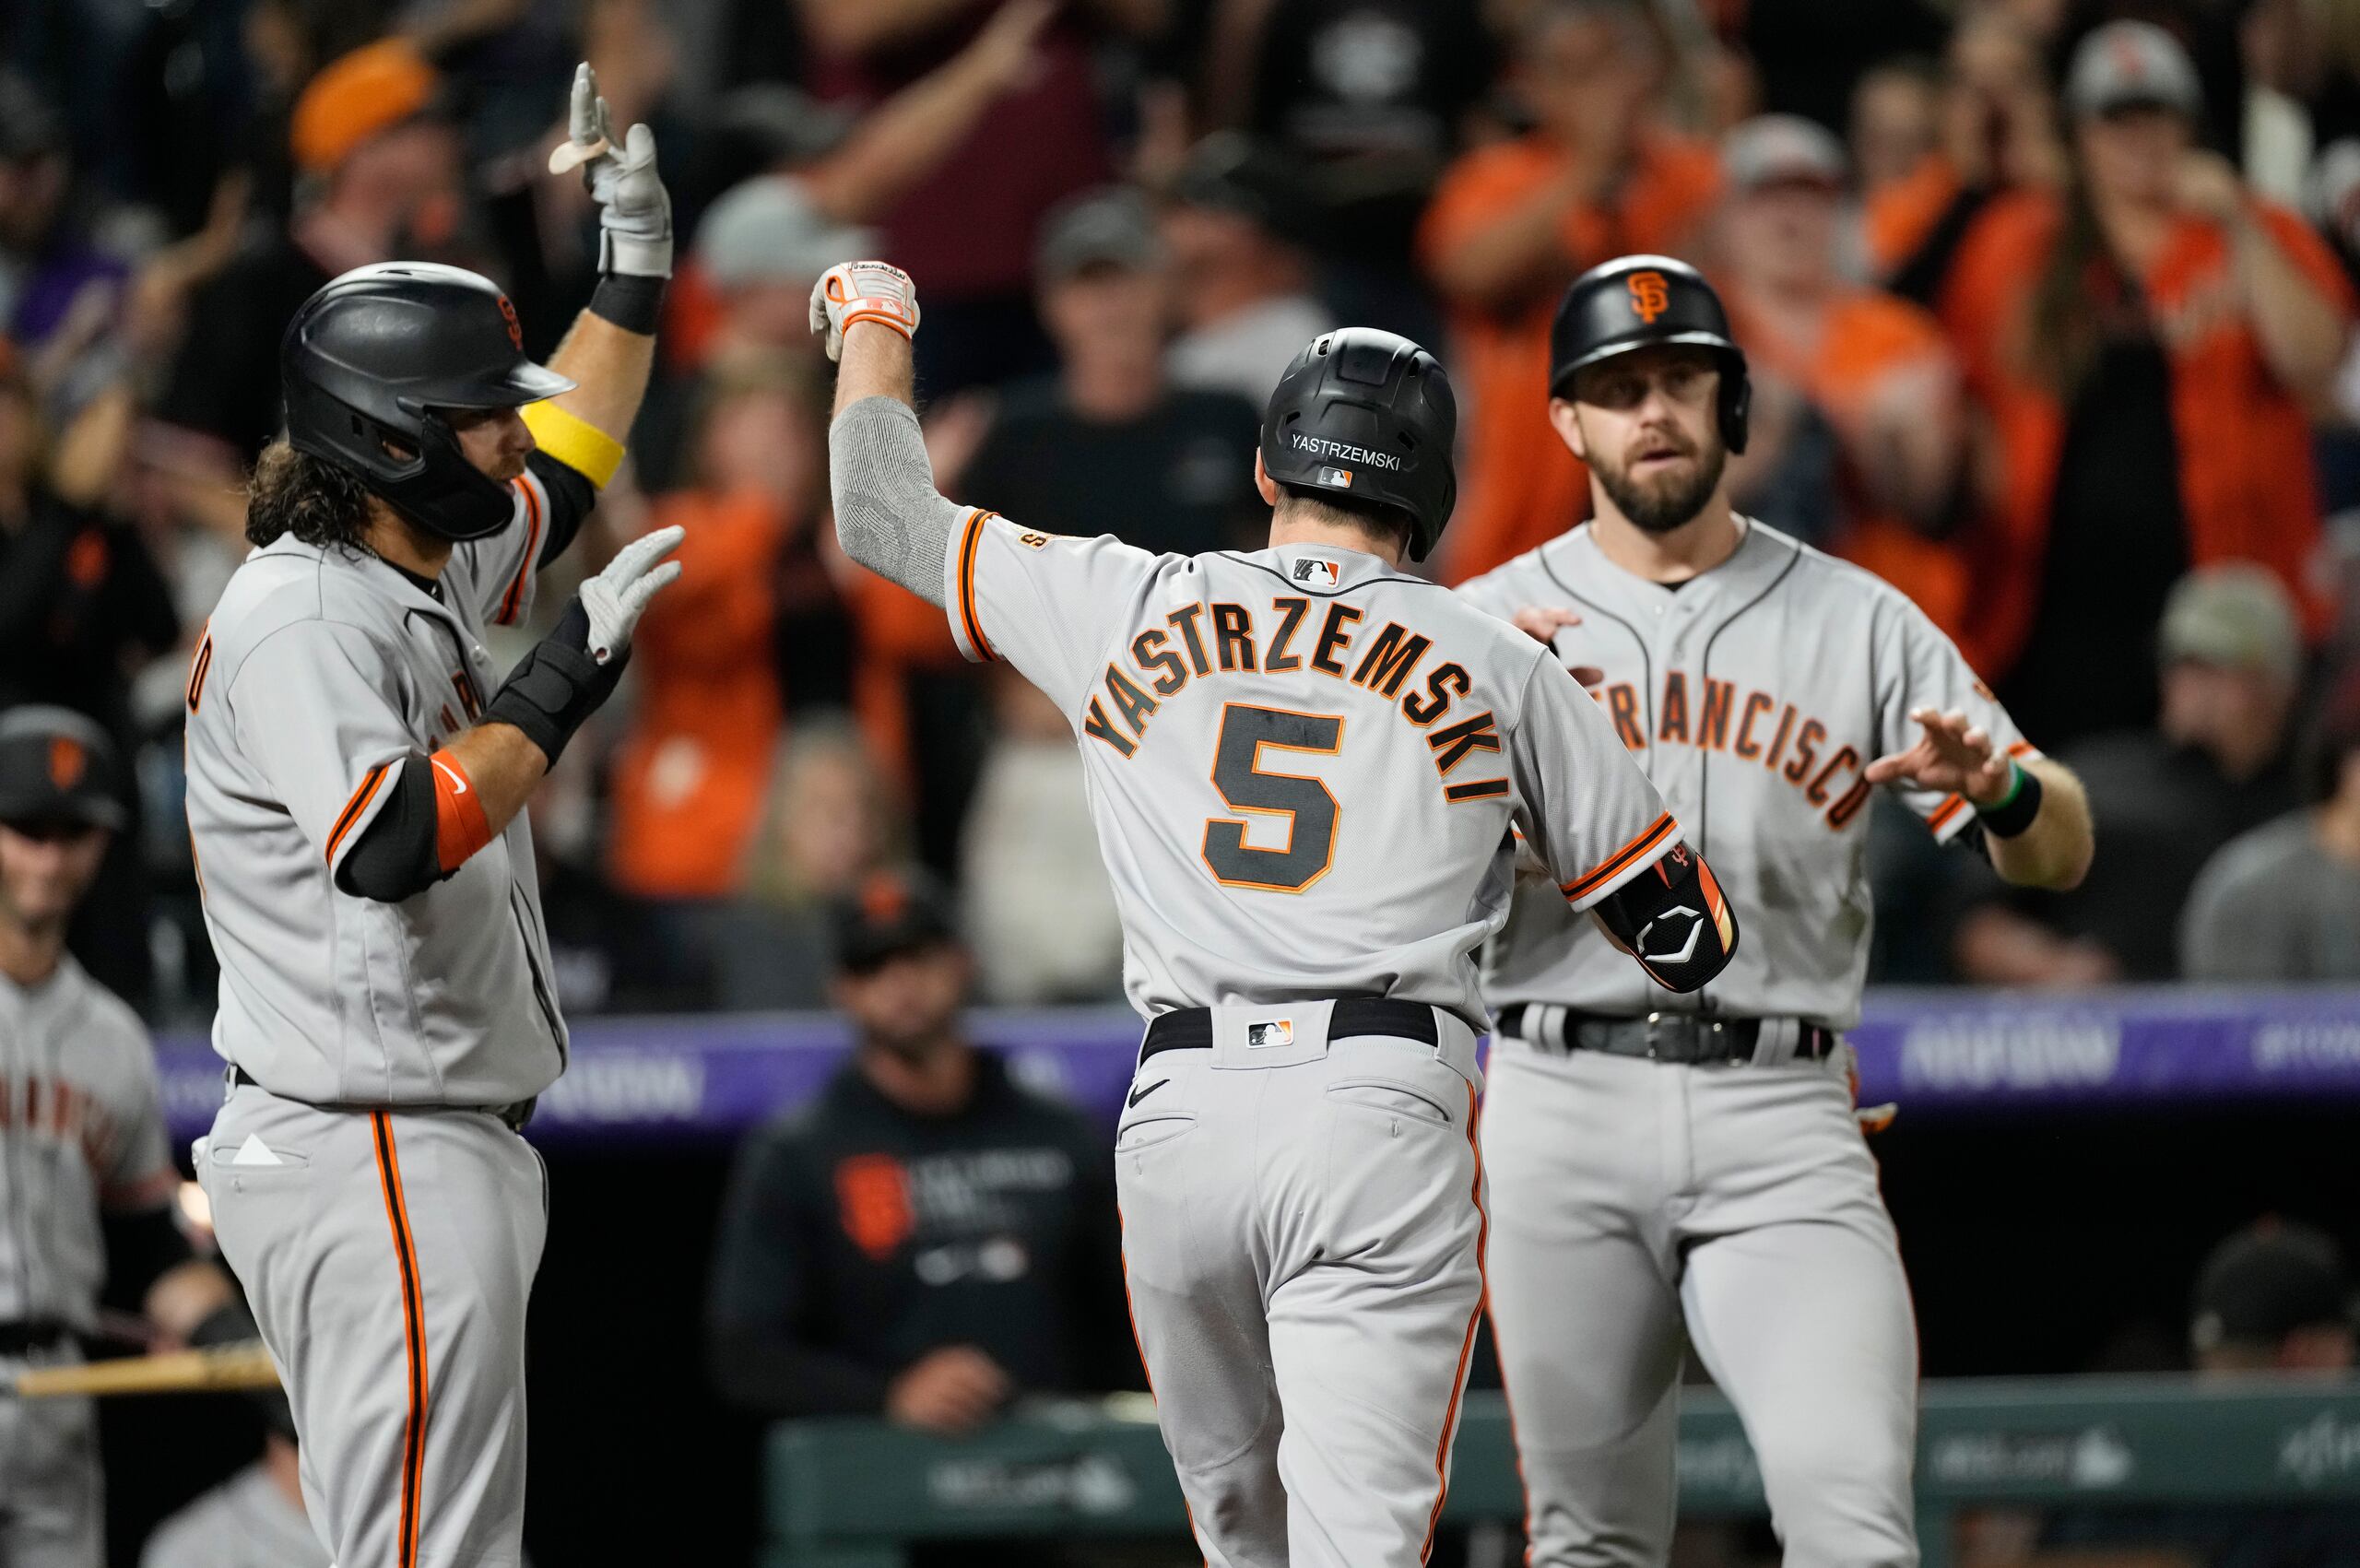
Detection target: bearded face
<box><xmin>1556</xmin><ymin>344</ymin><xmax>1729</xmax><ymax>536</ymax></box>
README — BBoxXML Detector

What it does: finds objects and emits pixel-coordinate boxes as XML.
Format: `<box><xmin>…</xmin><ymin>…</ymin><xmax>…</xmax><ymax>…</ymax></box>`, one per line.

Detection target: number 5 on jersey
<box><xmin>1202</xmin><ymin>703</ymin><xmax>1343</xmax><ymax>892</ymax></box>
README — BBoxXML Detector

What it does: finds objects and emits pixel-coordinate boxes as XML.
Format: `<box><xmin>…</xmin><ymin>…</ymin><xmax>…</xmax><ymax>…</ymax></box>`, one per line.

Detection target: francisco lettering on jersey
<box><xmin>1596</xmin><ymin>671</ymin><xmax>1872</xmax><ymax>831</ymax></box>
<box><xmin>0</xmin><ymin>1076</ymin><xmax>129</xmax><ymax>1173</ymax></box>
<box><xmin>1080</xmin><ymin>595</ymin><xmax>1511</xmax><ymax>805</ymax></box>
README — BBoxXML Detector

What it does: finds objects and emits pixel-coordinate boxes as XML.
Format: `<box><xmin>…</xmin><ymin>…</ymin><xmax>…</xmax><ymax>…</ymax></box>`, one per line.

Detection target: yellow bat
<box><xmin>6</xmin><ymin>1340</ymin><xmax>279</xmax><ymax>1400</ymax></box>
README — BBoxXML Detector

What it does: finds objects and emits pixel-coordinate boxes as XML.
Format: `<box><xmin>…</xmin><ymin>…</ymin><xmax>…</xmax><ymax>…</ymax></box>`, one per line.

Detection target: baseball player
<box><xmin>812</xmin><ymin>257</ymin><xmax>1740</xmax><ymax>1567</ymax></box>
<box><xmin>0</xmin><ymin>706</ymin><xmax>242</xmax><ymax>1567</ymax></box>
<box><xmin>185</xmin><ymin>67</ymin><xmax>679</xmax><ymax>1568</ymax></box>
<box><xmin>1458</xmin><ymin>255</ymin><xmax>2096</xmax><ymax>1568</ymax></box>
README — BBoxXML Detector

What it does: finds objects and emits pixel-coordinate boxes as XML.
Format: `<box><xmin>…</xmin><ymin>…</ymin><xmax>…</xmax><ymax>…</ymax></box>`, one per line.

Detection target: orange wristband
<box><xmin>429</xmin><ymin>750</ymin><xmax>493</xmax><ymax>871</ymax></box>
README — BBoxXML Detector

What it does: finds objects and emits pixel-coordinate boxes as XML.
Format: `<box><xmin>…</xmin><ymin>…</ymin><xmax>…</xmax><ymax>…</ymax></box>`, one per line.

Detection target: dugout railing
<box><xmin>763</xmin><ymin>1374</ymin><xmax>2360</xmax><ymax>1568</ymax></box>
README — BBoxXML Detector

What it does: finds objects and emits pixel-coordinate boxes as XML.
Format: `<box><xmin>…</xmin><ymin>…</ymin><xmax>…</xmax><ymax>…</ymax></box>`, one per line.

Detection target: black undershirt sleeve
<box><xmin>336</xmin><ymin>761</ymin><xmax>442</xmax><ymax>903</ymax></box>
<box><xmin>527</xmin><ymin>450</ymin><xmax>600</xmax><ymax>569</ymax></box>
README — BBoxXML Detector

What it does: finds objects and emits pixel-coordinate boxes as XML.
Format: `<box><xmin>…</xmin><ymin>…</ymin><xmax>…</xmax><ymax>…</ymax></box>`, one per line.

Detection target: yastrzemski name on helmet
<box><xmin>278</xmin><ymin>261</ymin><xmax>576</xmax><ymax>543</ymax></box>
<box><xmin>1259</xmin><ymin>328</ymin><xmax>1457</xmax><ymax>560</ymax></box>
<box><xmin>1549</xmin><ymin>254</ymin><xmax>1751</xmax><ymax>454</ymax></box>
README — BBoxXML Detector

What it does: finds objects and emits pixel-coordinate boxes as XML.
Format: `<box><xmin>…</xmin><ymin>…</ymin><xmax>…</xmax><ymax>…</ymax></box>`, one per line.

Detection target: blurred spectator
<box><xmin>796</xmin><ymin>0</ymin><xmax>1139</xmax><ymax>396</ymax></box>
<box><xmin>1205</xmin><ymin>0</ymin><xmax>1495</xmax><ymax>342</ymax></box>
<box><xmin>1715</xmin><ymin>112</ymin><xmax>1971</xmax><ymax>633</ymax></box>
<box><xmin>1420</xmin><ymin>0</ymin><xmax>1721</xmax><ymax>580</ymax></box>
<box><xmin>1736</xmin><ymin>0</ymin><xmax>1949</xmax><ymax>145</ymax></box>
<box><xmin>2236</xmin><ymin>0</ymin><xmax>2327</xmax><ymax>206</ymax></box>
<box><xmin>1939</xmin><ymin>19</ymin><xmax>2351</xmax><ymax>750</ymax></box>
<box><xmin>608</xmin><ymin>357</ymin><xmax>832</xmax><ymax>915</ymax></box>
<box><xmin>1870</xmin><ymin>11</ymin><xmax>2062</xmax><ymax>293</ymax></box>
<box><xmin>956</xmin><ymin>188</ymin><xmax>1265</xmax><ymax>555</ymax></box>
<box><xmin>959</xmin><ymin>673</ymin><xmax>1124</xmax><ymax>1004</ymax></box>
<box><xmin>2180</xmin><ymin>664</ymin><xmax>2360</xmax><ymax>982</ymax></box>
<box><xmin>0</xmin><ymin>343</ymin><xmax>176</xmax><ymax>1006</ymax></box>
<box><xmin>709</xmin><ymin>721</ymin><xmax>905</xmax><ymax>1010</ymax></box>
<box><xmin>138</xmin><ymin>1397</ymin><xmax>318</xmax><ymax>1568</ymax></box>
<box><xmin>1162</xmin><ymin>133</ymin><xmax>1336</xmax><ymax>407</ymax></box>
<box><xmin>147</xmin><ymin>38</ymin><xmax>465</xmax><ymax>532</ymax></box>
<box><xmin>0</xmin><ymin>72</ymin><xmax>129</xmax><ymax>423</ymax></box>
<box><xmin>1955</xmin><ymin>564</ymin><xmax>2305</xmax><ymax>985</ymax></box>
<box><xmin>706</xmin><ymin>867</ymin><xmax>1133</xmax><ymax>1425</ymax></box>
<box><xmin>2191</xmin><ymin>1219</ymin><xmax>2356</xmax><ymax>1376</ymax></box>
<box><xmin>1851</xmin><ymin>57</ymin><xmax>1942</xmax><ymax>198</ymax></box>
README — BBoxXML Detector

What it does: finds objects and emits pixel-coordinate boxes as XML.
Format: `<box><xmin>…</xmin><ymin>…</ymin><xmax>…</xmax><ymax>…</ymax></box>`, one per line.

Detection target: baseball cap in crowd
<box><xmin>2064</xmin><ymin>19</ymin><xmax>2203</xmax><ymax>122</ymax></box>
<box><xmin>2190</xmin><ymin>1220</ymin><xmax>2352</xmax><ymax>1355</ymax></box>
<box><xmin>0</xmin><ymin>707</ymin><xmax>125</xmax><ymax>831</ymax></box>
<box><xmin>709</xmin><ymin>85</ymin><xmax>859</xmax><ymax>171</ymax></box>
<box><xmin>1721</xmin><ymin>114</ymin><xmax>1851</xmax><ymax>194</ymax></box>
<box><xmin>2157</xmin><ymin>563</ymin><xmax>2302</xmax><ymax>683</ymax></box>
<box><xmin>1168</xmin><ymin>133</ymin><xmax>1299</xmax><ymax>234</ymax></box>
<box><xmin>830</xmin><ymin>867</ymin><xmax>962</xmax><ymax>973</ymax></box>
<box><xmin>694</xmin><ymin>175</ymin><xmax>878</xmax><ymax>289</ymax></box>
<box><xmin>1036</xmin><ymin>187</ymin><xmax>1165</xmax><ymax>286</ymax></box>
<box><xmin>290</xmin><ymin>40</ymin><xmax>442</xmax><ymax>177</ymax></box>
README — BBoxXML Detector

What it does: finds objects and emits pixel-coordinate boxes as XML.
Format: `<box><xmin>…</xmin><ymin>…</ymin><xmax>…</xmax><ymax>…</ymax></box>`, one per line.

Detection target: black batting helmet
<box><xmin>280</xmin><ymin>262</ymin><xmax>574</xmax><ymax>542</ymax></box>
<box><xmin>1549</xmin><ymin>255</ymin><xmax>1750</xmax><ymax>454</ymax></box>
<box><xmin>1260</xmin><ymin>328</ymin><xmax>1457</xmax><ymax>560</ymax></box>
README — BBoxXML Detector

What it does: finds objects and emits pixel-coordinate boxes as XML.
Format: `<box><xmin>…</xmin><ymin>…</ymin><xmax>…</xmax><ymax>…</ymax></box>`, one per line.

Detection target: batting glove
<box><xmin>808</xmin><ymin>261</ymin><xmax>921</xmax><ymax>362</ymax></box>
<box><xmin>559</xmin><ymin>63</ymin><xmax>673</xmax><ymax>278</ymax></box>
<box><xmin>485</xmin><ymin>525</ymin><xmax>683</xmax><ymax>765</ymax></box>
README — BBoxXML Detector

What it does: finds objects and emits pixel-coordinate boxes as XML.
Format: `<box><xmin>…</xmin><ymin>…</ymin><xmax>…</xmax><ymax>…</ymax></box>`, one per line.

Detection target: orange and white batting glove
<box><xmin>808</xmin><ymin>261</ymin><xmax>921</xmax><ymax>362</ymax></box>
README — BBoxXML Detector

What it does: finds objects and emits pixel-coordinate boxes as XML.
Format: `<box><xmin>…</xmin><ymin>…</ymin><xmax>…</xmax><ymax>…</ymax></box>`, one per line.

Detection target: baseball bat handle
<box><xmin>7</xmin><ymin>1341</ymin><xmax>279</xmax><ymax>1399</ymax></box>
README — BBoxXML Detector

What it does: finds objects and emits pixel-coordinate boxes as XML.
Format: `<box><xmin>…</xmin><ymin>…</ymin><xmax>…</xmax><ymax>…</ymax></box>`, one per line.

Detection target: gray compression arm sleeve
<box><xmin>830</xmin><ymin>395</ymin><xmax>962</xmax><ymax>607</ymax></box>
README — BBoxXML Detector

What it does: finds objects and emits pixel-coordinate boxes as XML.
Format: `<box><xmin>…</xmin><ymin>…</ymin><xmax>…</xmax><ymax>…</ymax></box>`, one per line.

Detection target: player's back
<box><xmin>947</xmin><ymin>516</ymin><xmax>1673</xmax><ymax>1026</ymax></box>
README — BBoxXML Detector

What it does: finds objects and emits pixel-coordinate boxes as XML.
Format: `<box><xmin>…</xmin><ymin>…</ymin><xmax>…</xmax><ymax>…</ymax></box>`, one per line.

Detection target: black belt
<box><xmin>1492</xmin><ymin>1005</ymin><xmax>1837</xmax><ymax>1065</ymax></box>
<box><xmin>1140</xmin><ymin>997</ymin><xmax>1441</xmax><ymax>1064</ymax></box>
<box><xmin>0</xmin><ymin>1319</ymin><xmax>73</xmax><ymax>1356</ymax></box>
<box><xmin>230</xmin><ymin>1067</ymin><xmax>537</xmax><ymax>1132</ymax></box>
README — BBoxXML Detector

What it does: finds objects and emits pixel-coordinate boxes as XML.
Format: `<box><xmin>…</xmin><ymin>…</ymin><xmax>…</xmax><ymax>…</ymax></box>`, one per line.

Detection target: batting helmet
<box><xmin>1260</xmin><ymin>328</ymin><xmax>1457</xmax><ymax>561</ymax></box>
<box><xmin>0</xmin><ymin>706</ymin><xmax>125</xmax><ymax>831</ymax></box>
<box><xmin>1549</xmin><ymin>255</ymin><xmax>1751</xmax><ymax>454</ymax></box>
<box><xmin>280</xmin><ymin>262</ymin><xmax>574</xmax><ymax>542</ymax></box>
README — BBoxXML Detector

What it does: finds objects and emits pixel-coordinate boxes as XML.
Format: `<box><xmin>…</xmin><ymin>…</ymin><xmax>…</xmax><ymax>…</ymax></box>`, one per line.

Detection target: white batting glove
<box><xmin>580</xmin><ymin>525</ymin><xmax>684</xmax><ymax>665</ymax></box>
<box><xmin>556</xmin><ymin>63</ymin><xmax>673</xmax><ymax>278</ymax></box>
<box><xmin>808</xmin><ymin>261</ymin><xmax>921</xmax><ymax>362</ymax></box>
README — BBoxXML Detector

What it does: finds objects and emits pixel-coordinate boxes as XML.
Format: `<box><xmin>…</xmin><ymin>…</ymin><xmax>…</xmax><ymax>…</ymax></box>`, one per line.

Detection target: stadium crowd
<box><xmin>6</xmin><ymin>0</ymin><xmax>2360</xmax><ymax>1028</ymax></box>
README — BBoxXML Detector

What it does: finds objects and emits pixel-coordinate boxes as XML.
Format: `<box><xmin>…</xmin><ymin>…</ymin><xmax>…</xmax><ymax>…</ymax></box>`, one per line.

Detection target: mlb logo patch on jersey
<box><xmin>1246</xmin><ymin>1017</ymin><xmax>1294</xmax><ymax>1049</ymax></box>
<box><xmin>1289</xmin><ymin>558</ymin><xmax>1340</xmax><ymax>590</ymax></box>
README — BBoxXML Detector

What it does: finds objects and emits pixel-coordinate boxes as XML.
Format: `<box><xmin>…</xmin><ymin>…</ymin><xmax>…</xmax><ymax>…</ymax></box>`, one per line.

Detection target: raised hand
<box><xmin>554</xmin><ymin>63</ymin><xmax>672</xmax><ymax>277</ymax></box>
<box><xmin>808</xmin><ymin>260</ymin><xmax>922</xmax><ymax>362</ymax></box>
<box><xmin>1863</xmin><ymin>706</ymin><xmax>2012</xmax><ymax>804</ymax></box>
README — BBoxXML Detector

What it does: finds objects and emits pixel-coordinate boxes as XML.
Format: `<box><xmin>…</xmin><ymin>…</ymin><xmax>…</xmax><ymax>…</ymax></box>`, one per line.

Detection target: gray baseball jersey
<box><xmin>1457</xmin><ymin>519</ymin><xmax>2037</xmax><ymax>1031</ymax></box>
<box><xmin>941</xmin><ymin>511</ymin><xmax>1686</xmax><ymax>1026</ymax></box>
<box><xmin>0</xmin><ymin>955</ymin><xmax>176</xmax><ymax>1329</ymax></box>
<box><xmin>183</xmin><ymin>469</ymin><xmax>570</xmax><ymax>1106</ymax></box>
<box><xmin>139</xmin><ymin>1461</ymin><xmax>324</xmax><ymax>1568</ymax></box>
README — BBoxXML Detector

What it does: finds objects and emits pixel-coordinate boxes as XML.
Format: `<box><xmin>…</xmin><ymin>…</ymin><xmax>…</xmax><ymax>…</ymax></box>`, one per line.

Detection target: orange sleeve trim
<box><xmin>430</xmin><ymin>750</ymin><xmax>494</xmax><ymax>872</ymax></box>
<box><xmin>184</xmin><ymin>629</ymin><xmax>214</xmax><ymax>713</ymax></box>
<box><xmin>2006</xmin><ymin>740</ymin><xmax>2036</xmax><ymax>759</ymax></box>
<box><xmin>1560</xmin><ymin>811</ymin><xmax>1678</xmax><ymax>902</ymax></box>
<box><xmin>497</xmin><ymin>477</ymin><xmax>543</xmax><ymax>627</ymax></box>
<box><xmin>955</xmin><ymin>508</ymin><xmax>998</xmax><ymax>663</ymax></box>
<box><xmin>371</xmin><ymin>1113</ymin><xmax>428</xmax><ymax>1568</ymax></box>
<box><xmin>324</xmin><ymin>763</ymin><xmax>391</xmax><ymax>864</ymax></box>
<box><xmin>1926</xmin><ymin>794</ymin><xmax>1968</xmax><ymax>833</ymax></box>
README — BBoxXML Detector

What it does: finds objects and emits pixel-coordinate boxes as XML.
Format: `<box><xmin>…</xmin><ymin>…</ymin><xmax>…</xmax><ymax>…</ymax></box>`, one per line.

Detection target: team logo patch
<box><xmin>497</xmin><ymin>293</ymin><xmax>524</xmax><ymax>350</ymax></box>
<box><xmin>1018</xmin><ymin>530</ymin><xmax>1052</xmax><ymax>549</ymax></box>
<box><xmin>834</xmin><ymin>1153</ymin><xmax>914</xmax><ymax>1259</ymax></box>
<box><xmin>1246</xmin><ymin>1018</ymin><xmax>1294</xmax><ymax>1049</ymax></box>
<box><xmin>47</xmin><ymin>737</ymin><xmax>84</xmax><ymax>791</ymax></box>
<box><xmin>1290</xmin><ymin>558</ymin><xmax>1340</xmax><ymax>589</ymax></box>
<box><xmin>1627</xmin><ymin>270</ymin><xmax>1671</xmax><ymax>324</ymax></box>
<box><xmin>1316</xmin><ymin>465</ymin><xmax>1354</xmax><ymax>489</ymax></box>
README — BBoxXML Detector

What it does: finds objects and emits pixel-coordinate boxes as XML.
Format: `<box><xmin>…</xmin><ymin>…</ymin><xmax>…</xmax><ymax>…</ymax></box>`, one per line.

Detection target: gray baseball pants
<box><xmin>1481</xmin><ymin>1040</ymin><xmax>1918</xmax><ymax>1568</ymax></box>
<box><xmin>1115</xmin><ymin>1004</ymin><xmax>1489</xmax><ymax>1568</ymax></box>
<box><xmin>199</xmin><ymin>1084</ymin><xmax>546</xmax><ymax>1568</ymax></box>
<box><xmin>0</xmin><ymin>1344</ymin><xmax>100</xmax><ymax>1567</ymax></box>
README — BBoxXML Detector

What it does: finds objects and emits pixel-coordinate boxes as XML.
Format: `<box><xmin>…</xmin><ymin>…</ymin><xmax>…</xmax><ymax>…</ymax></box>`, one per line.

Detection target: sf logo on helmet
<box><xmin>1626</xmin><ymin>271</ymin><xmax>1671</xmax><ymax>324</ymax></box>
<box><xmin>497</xmin><ymin>294</ymin><xmax>523</xmax><ymax>350</ymax></box>
<box><xmin>48</xmin><ymin>737</ymin><xmax>85</xmax><ymax>790</ymax></box>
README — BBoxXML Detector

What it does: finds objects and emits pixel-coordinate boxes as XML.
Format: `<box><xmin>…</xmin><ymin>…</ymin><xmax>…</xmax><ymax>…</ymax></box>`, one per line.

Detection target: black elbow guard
<box><xmin>1588</xmin><ymin>840</ymin><xmax>1739</xmax><ymax>993</ymax></box>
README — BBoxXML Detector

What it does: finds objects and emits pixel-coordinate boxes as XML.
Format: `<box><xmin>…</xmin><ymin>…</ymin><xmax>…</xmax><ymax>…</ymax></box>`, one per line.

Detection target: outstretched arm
<box><xmin>817</xmin><ymin>262</ymin><xmax>964</xmax><ymax>607</ymax></box>
<box><xmin>1865</xmin><ymin>707</ymin><xmax>2094</xmax><ymax>889</ymax></box>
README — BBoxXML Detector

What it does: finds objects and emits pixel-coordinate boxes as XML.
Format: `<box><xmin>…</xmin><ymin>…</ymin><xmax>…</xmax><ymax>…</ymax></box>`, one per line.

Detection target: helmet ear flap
<box><xmin>1718</xmin><ymin>357</ymin><xmax>1751</xmax><ymax>455</ymax></box>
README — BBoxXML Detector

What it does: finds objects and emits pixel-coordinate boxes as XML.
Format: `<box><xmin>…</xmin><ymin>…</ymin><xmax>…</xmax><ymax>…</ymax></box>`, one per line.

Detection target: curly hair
<box><xmin>244</xmin><ymin>439</ymin><xmax>375</xmax><ymax>550</ymax></box>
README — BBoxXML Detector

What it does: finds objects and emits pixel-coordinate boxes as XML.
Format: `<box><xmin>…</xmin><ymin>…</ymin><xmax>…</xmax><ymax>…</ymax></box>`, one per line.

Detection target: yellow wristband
<box><xmin>520</xmin><ymin>399</ymin><xmax>625</xmax><ymax>489</ymax></box>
